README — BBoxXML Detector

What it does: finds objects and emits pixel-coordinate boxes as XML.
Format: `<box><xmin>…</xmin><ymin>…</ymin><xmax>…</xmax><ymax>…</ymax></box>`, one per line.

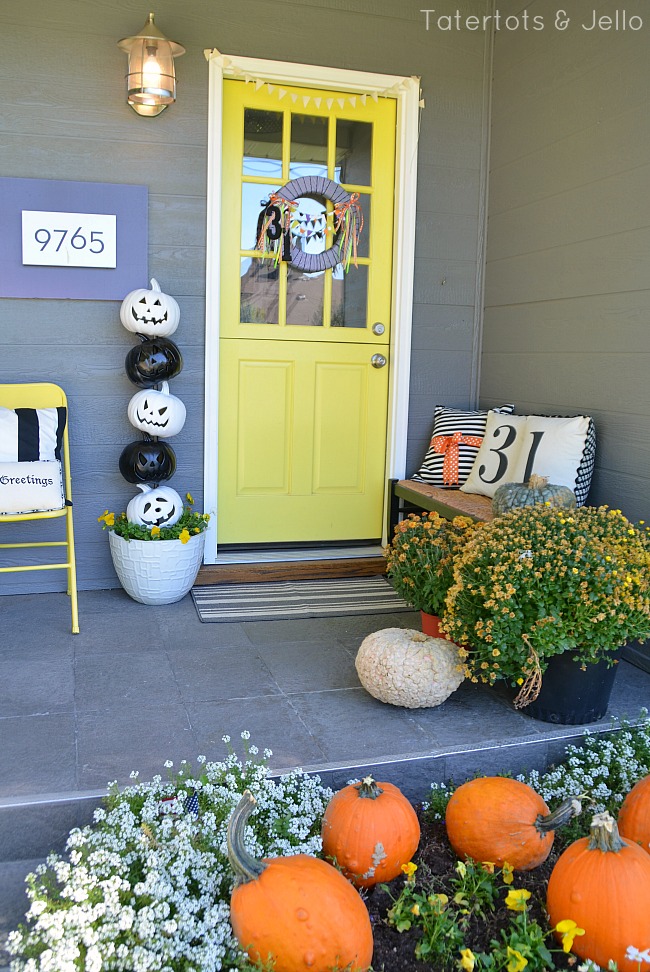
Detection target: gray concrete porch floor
<box><xmin>1</xmin><ymin>587</ymin><xmax>650</xmax><ymax>964</ymax></box>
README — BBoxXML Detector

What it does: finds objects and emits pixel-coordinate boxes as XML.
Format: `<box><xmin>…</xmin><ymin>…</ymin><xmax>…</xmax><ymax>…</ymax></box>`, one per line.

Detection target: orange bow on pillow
<box><xmin>431</xmin><ymin>431</ymin><xmax>484</xmax><ymax>486</ymax></box>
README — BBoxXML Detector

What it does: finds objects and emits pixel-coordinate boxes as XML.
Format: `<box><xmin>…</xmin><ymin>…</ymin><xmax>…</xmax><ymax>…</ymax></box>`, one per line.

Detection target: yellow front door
<box><xmin>218</xmin><ymin>80</ymin><xmax>396</xmax><ymax>544</ymax></box>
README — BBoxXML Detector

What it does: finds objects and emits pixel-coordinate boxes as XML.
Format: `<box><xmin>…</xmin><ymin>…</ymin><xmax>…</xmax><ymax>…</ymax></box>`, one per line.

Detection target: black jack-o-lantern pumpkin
<box><xmin>120</xmin><ymin>279</ymin><xmax>180</xmax><ymax>338</ymax></box>
<box><xmin>126</xmin><ymin>484</ymin><xmax>183</xmax><ymax>527</ymax></box>
<box><xmin>125</xmin><ymin>337</ymin><xmax>183</xmax><ymax>388</ymax></box>
<box><xmin>127</xmin><ymin>381</ymin><xmax>186</xmax><ymax>438</ymax></box>
<box><xmin>119</xmin><ymin>440</ymin><xmax>177</xmax><ymax>484</ymax></box>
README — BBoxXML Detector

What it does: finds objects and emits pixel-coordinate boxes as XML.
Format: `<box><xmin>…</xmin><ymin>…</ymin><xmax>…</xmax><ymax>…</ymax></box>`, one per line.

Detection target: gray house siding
<box><xmin>0</xmin><ymin>0</ymin><xmax>491</xmax><ymax>592</ymax></box>
<box><xmin>480</xmin><ymin>0</ymin><xmax>650</xmax><ymax>520</ymax></box>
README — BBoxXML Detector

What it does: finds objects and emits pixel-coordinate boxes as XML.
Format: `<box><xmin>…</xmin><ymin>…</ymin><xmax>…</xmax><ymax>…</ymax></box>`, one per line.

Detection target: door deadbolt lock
<box><xmin>372</xmin><ymin>322</ymin><xmax>385</xmax><ymax>335</ymax></box>
<box><xmin>371</xmin><ymin>353</ymin><xmax>387</xmax><ymax>368</ymax></box>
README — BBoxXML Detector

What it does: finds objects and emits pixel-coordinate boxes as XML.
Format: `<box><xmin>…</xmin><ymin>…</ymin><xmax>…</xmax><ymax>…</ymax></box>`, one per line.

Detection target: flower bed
<box><xmin>6</xmin><ymin>716</ymin><xmax>650</xmax><ymax>972</ymax></box>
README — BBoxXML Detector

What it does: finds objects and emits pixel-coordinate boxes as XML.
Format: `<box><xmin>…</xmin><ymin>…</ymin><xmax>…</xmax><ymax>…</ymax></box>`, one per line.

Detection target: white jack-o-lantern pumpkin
<box><xmin>120</xmin><ymin>279</ymin><xmax>180</xmax><ymax>338</ymax></box>
<box><xmin>126</xmin><ymin>484</ymin><xmax>184</xmax><ymax>528</ymax></box>
<box><xmin>127</xmin><ymin>381</ymin><xmax>186</xmax><ymax>438</ymax></box>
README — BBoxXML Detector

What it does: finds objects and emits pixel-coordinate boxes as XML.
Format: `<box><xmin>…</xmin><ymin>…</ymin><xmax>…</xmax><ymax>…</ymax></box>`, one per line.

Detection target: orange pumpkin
<box><xmin>321</xmin><ymin>776</ymin><xmax>420</xmax><ymax>887</ymax></box>
<box><xmin>228</xmin><ymin>790</ymin><xmax>373</xmax><ymax>972</ymax></box>
<box><xmin>547</xmin><ymin>811</ymin><xmax>650</xmax><ymax>971</ymax></box>
<box><xmin>445</xmin><ymin>777</ymin><xmax>580</xmax><ymax>870</ymax></box>
<box><xmin>618</xmin><ymin>774</ymin><xmax>650</xmax><ymax>854</ymax></box>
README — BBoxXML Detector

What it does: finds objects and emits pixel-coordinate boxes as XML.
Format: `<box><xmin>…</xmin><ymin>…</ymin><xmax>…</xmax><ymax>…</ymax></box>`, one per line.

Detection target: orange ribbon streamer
<box><xmin>432</xmin><ymin>431</ymin><xmax>484</xmax><ymax>486</ymax></box>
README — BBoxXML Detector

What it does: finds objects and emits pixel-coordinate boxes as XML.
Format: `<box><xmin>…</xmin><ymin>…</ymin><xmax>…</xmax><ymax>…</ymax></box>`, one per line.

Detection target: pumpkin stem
<box><xmin>535</xmin><ymin>796</ymin><xmax>582</xmax><ymax>834</ymax></box>
<box><xmin>526</xmin><ymin>474</ymin><xmax>549</xmax><ymax>490</ymax></box>
<box><xmin>226</xmin><ymin>789</ymin><xmax>267</xmax><ymax>884</ymax></box>
<box><xmin>587</xmin><ymin>810</ymin><xmax>627</xmax><ymax>853</ymax></box>
<box><xmin>356</xmin><ymin>776</ymin><xmax>384</xmax><ymax>799</ymax></box>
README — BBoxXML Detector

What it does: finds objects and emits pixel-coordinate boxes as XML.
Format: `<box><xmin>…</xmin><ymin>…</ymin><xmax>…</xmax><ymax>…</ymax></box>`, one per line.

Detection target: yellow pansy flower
<box><xmin>179</xmin><ymin>529</ymin><xmax>191</xmax><ymax>544</ymax></box>
<box><xmin>459</xmin><ymin>948</ymin><xmax>476</xmax><ymax>970</ymax></box>
<box><xmin>555</xmin><ymin>918</ymin><xmax>586</xmax><ymax>953</ymax></box>
<box><xmin>505</xmin><ymin>888</ymin><xmax>531</xmax><ymax>912</ymax></box>
<box><xmin>401</xmin><ymin>861</ymin><xmax>417</xmax><ymax>880</ymax></box>
<box><xmin>506</xmin><ymin>947</ymin><xmax>528</xmax><ymax>972</ymax></box>
<box><xmin>502</xmin><ymin>861</ymin><xmax>514</xmax><ymax>884</ymax></box>
<box><xmin>150</xmin><ymin>526</ymin><xmax>161</xmax><ymax>537</ymax></box>
<box><xmin>98</xmin><ymin>511</ymin><xmax>115</xmax><ymax>526</ymax></box>
<box><xmin>186</xmin><ymin>492</ymin><xmax>194</xmax><ymax>504</ymax></box>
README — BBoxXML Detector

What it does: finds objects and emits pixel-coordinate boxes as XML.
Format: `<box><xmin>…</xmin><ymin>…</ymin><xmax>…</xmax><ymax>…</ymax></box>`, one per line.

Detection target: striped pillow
<box><xmin>0</xmin><ymin>406</ymin><xmax>66</xmax><ymax>462</ymax></box>
<box><xmin>412</xmin><ymin>405</ymin><xmax>515</xmax><ymax>488</ymax></box>
<box><xmin>0</xmin><ymin>407</ymin><xmax>66</xmax><ymax>513</ymax></box>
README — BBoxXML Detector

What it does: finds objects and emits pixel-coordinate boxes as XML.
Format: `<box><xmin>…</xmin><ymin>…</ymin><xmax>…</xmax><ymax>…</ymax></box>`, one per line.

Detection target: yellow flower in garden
<box><xmin>401</xmin><ymin>861</ymin><xmax>417</xmax><ymax>880</ymax></box>
<box><xmin>481</xmin><ymin>861</ymin><xmax>495</xmax><ymax>874</ymax></box>
<box><xmin>97</xmin><ymin>511</ymin><xmax>115</xmax><ymax>526</ymax></box>
<box><xmin>555</xmin><ymin>918</ymin><xmax>586</xmax><ymax>953</ymax></box>
<box><xmin>459</xmin><ymin>948</ymin><xmax>476</xmax><ymax>970</ymax></box>
<box><xmin>150</xmin><ymin>526</ymin><xmax>161</xmax><ymax>537</ymax></box>
<box><xmin>505</xmin><ymin>888</ymin><xmax>531</xmax><ymax>912</ymax></box>
<box><xmin>455</xmin><ymin>861</ymin><xmax>467</xmax><ymax>877</ymax></box>
<box><xmin>410</xmin><ymin>903</ymin><xmax>420</xmax><ymax>916</ymax></box>
<box><xmin>506</xmin><ymin>947</ymin><xmax>528</xmax><ymax>972</ymax></box>
<box><xmin>179</xmin><ymin>529</ymin><xmax>191</xmax><ymax>545</ymax></box>
<box><xmin>502</xmin><ymin>861</ymin><xmax>514</xmax><ymax>884</ymax></box>
<box><xmin>186</xmin><ymin>492</ymin><xmax>194</xmax><ymax>504</ymax></box>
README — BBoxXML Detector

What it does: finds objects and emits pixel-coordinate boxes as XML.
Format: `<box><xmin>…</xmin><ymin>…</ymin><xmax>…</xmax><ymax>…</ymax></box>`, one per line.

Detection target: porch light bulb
<box><xmin>118</xmin><ymin>12</ymin><xmax>185</xmax><ymax>117</ymax></box>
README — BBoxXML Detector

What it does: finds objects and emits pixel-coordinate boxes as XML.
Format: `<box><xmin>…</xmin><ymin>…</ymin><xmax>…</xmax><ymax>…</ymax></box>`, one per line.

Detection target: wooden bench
<box><xmin>388</xmin><ymin>478</ymin><xmax>494</xmax><ymax>538</ymax></box>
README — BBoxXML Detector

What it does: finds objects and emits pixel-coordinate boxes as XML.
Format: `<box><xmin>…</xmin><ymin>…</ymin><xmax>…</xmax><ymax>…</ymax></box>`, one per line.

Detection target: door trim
<box><xmin>202</xmin><ymin>49</ymin><xmax>420</xmax><ymax>563</ymax></box>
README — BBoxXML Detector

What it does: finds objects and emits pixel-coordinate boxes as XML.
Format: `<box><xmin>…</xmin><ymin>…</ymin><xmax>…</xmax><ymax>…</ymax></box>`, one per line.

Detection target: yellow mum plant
<box><xmin>443</xmin><ymin>505</ymin><xmax>650</xmax><ymax>700</ymax></box>
<box><xmin>385</xmin><ymin>511</ymin><xmax>482</xmax><ymax>615</ymax></box>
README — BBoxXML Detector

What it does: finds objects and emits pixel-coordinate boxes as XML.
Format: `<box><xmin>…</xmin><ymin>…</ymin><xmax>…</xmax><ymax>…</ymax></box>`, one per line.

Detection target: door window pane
<box><xmin>243</xmin><ymin>109</ymin><xmax>283</xmax><ymax>177</ymax></box>
<box><xmin>241</xmin><ymin>184</ymin><xmax>280</xmax><ymax>251</ymax></box>
<box><xmin>331</xmin><ymin>264</ymin><xmax>368</xmax><ymax>329</ymax></box>
<box><xmin>240</xmin><ymin>257</ymin><xmax>279</xmax><ymax>324</ymax></box>
<box><xmin>286</xmin><ymin>264</ymin><xmax>324</xmax><ymax>326</ymax></box>
<box><xmin>289</xmin><ymin>114</ymin><xmax>328</xmax><ymax>179</ymax></box>
<box><xmin>336</xmin><ymin>119</ymin><xmax>372</xmax><ymax>187</ymax></box>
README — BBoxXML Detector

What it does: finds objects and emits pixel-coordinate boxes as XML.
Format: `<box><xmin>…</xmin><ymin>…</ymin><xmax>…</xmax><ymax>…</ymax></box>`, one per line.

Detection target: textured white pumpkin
<box><xmin>355</xmin><ymin>628</ymin><xmax>465</xmax><ymax>708</ymax></box>
<box><xmin>120</xmin><ymin>278</ymin><xmax>180</xmax><ymax>337</ymax></box>
<box><xmin>127</xmin><ymin>381</ymin><xmax>186</xmax><ymax>438</ymax></box>
<box><xmin>126</xmin><ymin>484</ymin><xmax>184</xmax><ymax>528</ymax></box>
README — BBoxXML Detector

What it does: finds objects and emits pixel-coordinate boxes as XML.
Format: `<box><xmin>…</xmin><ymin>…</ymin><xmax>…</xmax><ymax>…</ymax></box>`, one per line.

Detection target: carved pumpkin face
<box><xmin>120</xmin><ymin>279</ymin><xmax>180</xmax><ymax>338</ymax></box>
<box><xmin>127</xmin><ymin>382</ymin><xmax>186</xmax><ymax>439</ymax></box>
<box><xmin>119</xmin><ymin>440</ymin><xmax>176</xmax><ymax>484</ymax></box>
<box><xmin>125</xmin><ymin>337</ymin><xmax>183</xmax><ymax>388</ymax></box>
<box><xmin>126</xmin><ymin>484</ymin><xmax>183</xmax><ymax>528</ymax></box>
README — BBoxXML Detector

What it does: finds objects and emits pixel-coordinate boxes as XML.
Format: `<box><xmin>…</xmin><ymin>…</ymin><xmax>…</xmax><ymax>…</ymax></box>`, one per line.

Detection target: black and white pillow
<box><xmin>0</xmin><ymin>406</ymin><xmax>65</xmax><ymax>463</ymax></box>
<box><xmin>412</xmin><ymin>404</ymin><xmax>515</xmax><ymax>488</ymax></box>
<box><xmin>460</xmin><ymin>413</ymin><xmax>596</xmax><ymax>505</ymax></box>
<box><xmin>0</xmin><ymin>406</ymin><xmax>66</xmax><ymax>513</ymax></box>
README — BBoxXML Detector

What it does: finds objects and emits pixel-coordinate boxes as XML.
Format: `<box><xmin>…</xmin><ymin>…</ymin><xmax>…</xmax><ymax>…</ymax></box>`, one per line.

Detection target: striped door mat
<box><xmin>191</xmin><ymin>576</ymin><xmax>412</xmax><ymax>623</ymax></box>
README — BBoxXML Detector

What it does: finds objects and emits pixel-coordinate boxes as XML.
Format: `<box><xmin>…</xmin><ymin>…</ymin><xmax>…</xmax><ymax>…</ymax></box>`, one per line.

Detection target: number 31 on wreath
<box><xmin>21</xmin><ymin>210</ymin><xmax>117</xmax><ymax>269</ymax></box>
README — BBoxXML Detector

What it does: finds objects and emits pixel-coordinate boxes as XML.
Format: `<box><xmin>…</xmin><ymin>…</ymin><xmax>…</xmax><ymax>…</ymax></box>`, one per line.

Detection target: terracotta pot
<box><xmin>420</xmin><ymin>611</ymin><xmax>447</xmax><ymax>639</ymax></box>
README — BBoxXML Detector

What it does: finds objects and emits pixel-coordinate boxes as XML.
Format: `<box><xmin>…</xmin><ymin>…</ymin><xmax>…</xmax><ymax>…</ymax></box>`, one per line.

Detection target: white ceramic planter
<box><xmin>109</xmin><ymin>530</ymin><xmax>205</xmax><ymax>605</ymax></box>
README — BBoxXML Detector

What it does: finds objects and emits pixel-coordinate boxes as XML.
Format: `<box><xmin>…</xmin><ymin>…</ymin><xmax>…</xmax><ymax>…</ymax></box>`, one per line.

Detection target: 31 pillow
<box><xmin>460</xmin><ymin>412</ymin><xmax>596</xmax><ymax>504</ymax></box>
<box><xmin>412</xmin><ymin>404</ymin><xmax>515</xmax><ymax>488</ymax></box>
<box><xmin>0</xmin><ymin>460</ymin><xmax>65</xmax><ymax>513</ymax></box>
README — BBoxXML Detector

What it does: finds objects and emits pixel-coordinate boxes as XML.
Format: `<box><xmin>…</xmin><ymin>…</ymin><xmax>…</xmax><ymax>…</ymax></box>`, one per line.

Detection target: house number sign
<box><xmin>22</xmin><ymin>211</ymin><xmax>117</xmax><ymax>268</ymax></box>
<box><xmin>0</xmin><ymin>177</ymin><xmax>147</xmax><ymax>300</ymax></box>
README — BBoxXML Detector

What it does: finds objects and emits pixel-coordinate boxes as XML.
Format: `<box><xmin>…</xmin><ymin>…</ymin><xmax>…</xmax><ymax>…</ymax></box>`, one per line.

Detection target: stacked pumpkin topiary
<box><xmin>118</xmin><ymin>279</ymin><xmax>187</xmax><ymax>529</ymax></box>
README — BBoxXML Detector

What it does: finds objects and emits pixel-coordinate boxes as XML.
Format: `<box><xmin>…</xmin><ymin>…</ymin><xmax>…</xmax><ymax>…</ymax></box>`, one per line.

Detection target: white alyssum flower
<box><xmin>6</xmin><ymin>740</ymin><xmax>332</xmax><ymax>971</ymax></box>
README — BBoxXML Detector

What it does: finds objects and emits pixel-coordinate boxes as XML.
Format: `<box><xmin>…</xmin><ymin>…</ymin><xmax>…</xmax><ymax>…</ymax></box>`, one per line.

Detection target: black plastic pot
<box><xmin>491</xmin><ymin>650</ymin><xmax>621</xmax><ymax>725</ymax></box>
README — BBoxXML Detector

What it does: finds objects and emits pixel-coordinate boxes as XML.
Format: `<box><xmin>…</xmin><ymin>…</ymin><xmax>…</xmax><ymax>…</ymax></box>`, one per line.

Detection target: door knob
<box><xmin>371</xmin><ymin>353</ymin><xmax>387</xmax><ymax>368</ymax></box>
<box><xmin>372</xmin><ymin>322</ymin><xmax>385</xmax><ymax>335</ymax></box>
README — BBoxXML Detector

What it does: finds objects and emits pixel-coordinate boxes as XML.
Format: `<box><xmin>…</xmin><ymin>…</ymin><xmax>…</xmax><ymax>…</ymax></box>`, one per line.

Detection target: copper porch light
<box><xmin>118</xmin><ymin>12</ymin><xmax>185</xmax><ymax>117</ymax></box>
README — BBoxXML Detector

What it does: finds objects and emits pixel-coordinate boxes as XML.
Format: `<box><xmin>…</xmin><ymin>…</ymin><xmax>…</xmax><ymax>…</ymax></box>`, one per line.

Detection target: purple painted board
<box><xmin>0</xmin><ymin>177</ymin><xmax>148</xmax><ymax>300</ymax></box>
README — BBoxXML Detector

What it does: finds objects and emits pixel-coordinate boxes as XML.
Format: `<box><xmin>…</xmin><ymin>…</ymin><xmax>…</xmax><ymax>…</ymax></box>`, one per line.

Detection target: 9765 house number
<box><xmin>22</xmin><ymin>210</ymin><xmax>117</xmax><ymax>269</ymax></box>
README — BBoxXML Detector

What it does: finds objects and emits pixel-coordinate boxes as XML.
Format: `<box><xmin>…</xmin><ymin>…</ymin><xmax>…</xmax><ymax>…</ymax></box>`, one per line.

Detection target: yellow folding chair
<box><xmin>0</xmin><ymin>382</ymin><xmax>79</xmax><ymax>633</ymax></box>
